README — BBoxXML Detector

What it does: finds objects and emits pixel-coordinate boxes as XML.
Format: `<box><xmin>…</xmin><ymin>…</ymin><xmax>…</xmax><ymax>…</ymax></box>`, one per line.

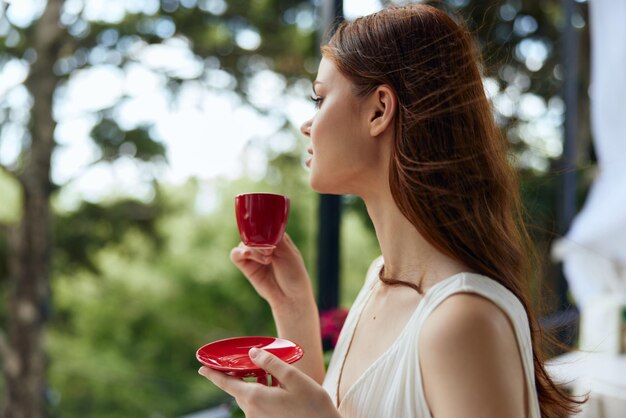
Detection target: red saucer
<box><xmin>196</xmin><ymin>336</ymin><xmax>304</xmax><ymax>378</ymax></box>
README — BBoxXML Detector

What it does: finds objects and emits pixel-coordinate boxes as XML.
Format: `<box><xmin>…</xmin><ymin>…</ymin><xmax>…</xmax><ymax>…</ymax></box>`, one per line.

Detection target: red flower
<box><xmin>320</xmin><ymin>308</ymin><xmax>349</xmax><ymax>349</ymax></box>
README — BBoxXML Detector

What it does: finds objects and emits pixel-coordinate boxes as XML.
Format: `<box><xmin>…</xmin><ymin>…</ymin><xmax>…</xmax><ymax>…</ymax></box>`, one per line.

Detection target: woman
<box><xmin>199</xmin><ymin>4</ymin><xmax>582</xmax><ymax>418</ymax></box>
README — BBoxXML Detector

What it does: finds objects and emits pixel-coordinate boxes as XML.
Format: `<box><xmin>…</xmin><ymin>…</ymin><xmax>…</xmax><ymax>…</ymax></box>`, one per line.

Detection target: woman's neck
<box><xmin>361</xmin><ymin>189</ymin><xmax>469</xmax><ymax>291</ymax></box>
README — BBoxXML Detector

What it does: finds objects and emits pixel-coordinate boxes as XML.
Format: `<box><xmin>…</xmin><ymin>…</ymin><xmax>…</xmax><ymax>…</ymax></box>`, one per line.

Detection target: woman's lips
<box><xmin>305</xmin><ymin>157</ymin><xmax>312</xmax><ymax>167</ymax></box>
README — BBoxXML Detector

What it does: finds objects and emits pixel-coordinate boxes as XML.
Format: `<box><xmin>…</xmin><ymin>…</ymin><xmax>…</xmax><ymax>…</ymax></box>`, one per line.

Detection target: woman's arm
<box><xmin>230</xmin><ymin>234</ymin><xmax>326</xmax><ymax>383</ymax></box>
<box><xmin>419</xmin><ymin>293</ymin><xmax>528</xmax><ymax>418</ymax></box>
<box><xmin>271</xmin><ymin>293</ymin><xmax>325</xmax><ymax>384</ymax></box>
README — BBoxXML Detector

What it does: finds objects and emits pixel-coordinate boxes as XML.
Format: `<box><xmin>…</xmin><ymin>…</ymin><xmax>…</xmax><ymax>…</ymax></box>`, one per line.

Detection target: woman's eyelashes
<box><xmin>310</xmin><ymin>95</ymin><xmax>324</xmax><ymax>109</ymax></box>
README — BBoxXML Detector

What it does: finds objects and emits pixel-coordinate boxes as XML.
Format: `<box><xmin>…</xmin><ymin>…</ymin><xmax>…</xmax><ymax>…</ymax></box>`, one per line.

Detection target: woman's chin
<box><xmin>309</xmin><ymin>174</ymin><xmax>348</xmax><ymax>195</ymax></box>
<box><xmin>309</xmin><ymin>173</ymin><xmax>330</xmax><ymax>194</ymax></box>
<box><xmin>308</xmin><ymin>178</ymin><xmax>326</xmax><ymax>194</ymax></box>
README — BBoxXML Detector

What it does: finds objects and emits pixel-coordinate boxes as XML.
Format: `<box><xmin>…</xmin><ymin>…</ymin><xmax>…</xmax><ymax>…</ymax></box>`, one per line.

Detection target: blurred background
<box><xmin>0</xmin><ymin>0</ymin><xmax>594</xmax><ymax>417</ymax></box>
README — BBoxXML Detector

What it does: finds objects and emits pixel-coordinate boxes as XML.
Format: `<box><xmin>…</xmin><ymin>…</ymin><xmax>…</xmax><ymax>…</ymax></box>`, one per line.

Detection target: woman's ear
<box><xmin>368</xmin><ymin>85</ymin><xmax>397</xmax><ymax>137</ymax></box>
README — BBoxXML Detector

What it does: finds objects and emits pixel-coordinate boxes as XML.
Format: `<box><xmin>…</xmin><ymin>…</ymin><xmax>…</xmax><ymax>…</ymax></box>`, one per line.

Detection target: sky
<box><xmin>0</xmin><ymin>0</ymin><xmax>562</xmax><ymax>209</ymax></box>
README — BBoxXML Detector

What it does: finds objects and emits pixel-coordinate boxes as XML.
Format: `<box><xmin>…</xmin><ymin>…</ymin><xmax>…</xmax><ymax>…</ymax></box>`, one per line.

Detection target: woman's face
<box><xmin>300</xmin><ymin>58</ymin><xmax>385</xmax><ymax>196</ymax></box>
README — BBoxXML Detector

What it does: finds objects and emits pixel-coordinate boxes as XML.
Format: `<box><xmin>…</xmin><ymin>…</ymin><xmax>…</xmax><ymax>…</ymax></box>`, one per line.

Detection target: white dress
<box><xmin>322</xmin><ymin>257</ymin><xmax>542</xmax><ymax>418</ymax></box>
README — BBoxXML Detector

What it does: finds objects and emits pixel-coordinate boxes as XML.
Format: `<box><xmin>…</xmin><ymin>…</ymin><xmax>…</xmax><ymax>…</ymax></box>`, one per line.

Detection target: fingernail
<box><xmin>249</xmin><ymin>347</ymin><xmax>260</xmax><ymax>359</ymax></box>
<box><xmin>198</xmin><ymin>367</ymin><xmax>204</xmax><ymax>375</ymax></box>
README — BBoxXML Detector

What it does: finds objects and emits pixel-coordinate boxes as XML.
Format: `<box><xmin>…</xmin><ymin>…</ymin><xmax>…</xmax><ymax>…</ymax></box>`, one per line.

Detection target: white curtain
<box><xmin>552</xmin><ymin>0</ymin><xmax>626</xmax><ymax>311</ymax></box>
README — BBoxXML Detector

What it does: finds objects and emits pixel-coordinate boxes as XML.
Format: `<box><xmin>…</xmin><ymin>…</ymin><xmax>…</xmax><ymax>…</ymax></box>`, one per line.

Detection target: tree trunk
<box><xmin>2</xmin><ymin>1</ymin><xmax>64</xmax><ymax>417</ymax></box>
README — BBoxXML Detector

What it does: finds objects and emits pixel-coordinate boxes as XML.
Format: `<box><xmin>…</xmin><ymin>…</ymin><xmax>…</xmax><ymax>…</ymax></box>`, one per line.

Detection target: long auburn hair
<box><xmin>322</xmin><ymin>4</ymin><xmax>582</xmax><ymax>418</ymax></box>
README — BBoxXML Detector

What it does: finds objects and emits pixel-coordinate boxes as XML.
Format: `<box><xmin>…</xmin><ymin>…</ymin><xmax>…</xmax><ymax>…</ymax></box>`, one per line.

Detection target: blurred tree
<box><xmin>0</xmin><ymin>0</ymin><xmax>317</xmax><ymax>416</ymax></box>
<box><xmin>0</xmin><ymin>2</ymin><xmax>66</xmax><ymax>416</ymax></box>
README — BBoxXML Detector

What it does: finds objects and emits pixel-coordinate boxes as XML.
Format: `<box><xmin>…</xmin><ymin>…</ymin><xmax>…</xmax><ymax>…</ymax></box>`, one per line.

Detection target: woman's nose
<box><xmin>300</xmin><ymin>119</ymin><xmax>311</xmax><ymax>137</ymax></box>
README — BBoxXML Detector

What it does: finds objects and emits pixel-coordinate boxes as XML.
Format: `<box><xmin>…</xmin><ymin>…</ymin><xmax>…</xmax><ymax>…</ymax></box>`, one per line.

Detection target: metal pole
<box><xmin>561</xmin><ymin>0</ymin><xmax>579</xmax><ymax>235</ymax></box>
<box><xmin>317</xmin><ymin>195</ymin><xmax>342</xmax><ymax>312</ymax></box>
<box><xmin>316</xmin><ymin>0</ymin><xmax>343</xmax><ymax>315</ymax></box>
<box><xmin>551</xmin><ymin>0</ymin><xmax>580</xmax><ymax>334</ymax></box>
<box><xmin>320</xmin><ymin>0</ymin><xmax>344</xmax><ymax>42</ymax></box>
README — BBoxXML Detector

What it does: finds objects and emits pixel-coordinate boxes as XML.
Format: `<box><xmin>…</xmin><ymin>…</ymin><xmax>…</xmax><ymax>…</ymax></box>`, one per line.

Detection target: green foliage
<box><xmin>0</xmin><ymin>169</ymin><xmax>20</xmax><ymax>225</ymax></box>
<box><xmin>48</xmin><ymin>180</ymin><xmax>265</xmax><ymax>417</ymax></box>
<box><xmin>45</xmin><ymin>157</ymin><xmax>345</xmax><ymax>416</ymax></box>
<box><xmin>0</xmin><ymin>169</ymin><xmax>20</xmax><ymax>336</ymax></box>
<box><xmin>90</xmin><ymin>118</ymin><xmax>166</xmax><ymax>163</ymax></box>
<box><xmin>54</xmin><ymin>198</ymin><xmax>164</xmax><ymax>274</ymax></box>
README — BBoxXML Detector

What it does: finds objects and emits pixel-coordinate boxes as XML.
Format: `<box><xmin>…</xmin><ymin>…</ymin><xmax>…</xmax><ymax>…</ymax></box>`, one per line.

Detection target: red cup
<box><xmin>235</xmin><ymin>193</ymin><xmax>290</xmax><ymax>249</ymax></box>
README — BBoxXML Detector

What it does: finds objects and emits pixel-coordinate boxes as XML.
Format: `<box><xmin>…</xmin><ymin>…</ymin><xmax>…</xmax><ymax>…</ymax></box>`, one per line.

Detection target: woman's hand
<box><xmin>199</xmin><ymin>348</ymin><xmax>340</xmax><ymax>418</ymax></box>
<box><xmin>230</xmin><ymin>233</ymin><xmax>313</xmax><ymax>313</ymax></box>
<box><xmin>230</xmin><ymin>233</ymin><xmax>326</xmax><ymax>383</ymax></box>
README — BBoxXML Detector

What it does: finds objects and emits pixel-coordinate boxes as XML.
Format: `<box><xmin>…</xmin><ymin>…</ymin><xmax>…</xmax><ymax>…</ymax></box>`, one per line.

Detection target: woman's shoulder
<box><xmin>418</xmin><ymin>281</ymin><xmax>528</xmax><ymax>417</ymax></box>
<box><xmin>423</xmin><ymin>272</ymin><xmax>529</xmax><ymax>341</ymax></box>
<box><xmin>428</xmin><ymin>272</ymin><xmax>525</xmax><ymax>315</ymax></box>
<box><xmin>419</xmin><ymin>272</ymin><xmax>530</xmax><ymax>376</ymax></box>
<box><xmin>421</xmin><ymin>289</ymin><xmax>516</xmax><ymax>346</ymax></box>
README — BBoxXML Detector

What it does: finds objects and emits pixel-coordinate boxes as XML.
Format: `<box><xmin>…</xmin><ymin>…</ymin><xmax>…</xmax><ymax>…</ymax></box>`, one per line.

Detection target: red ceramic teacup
<box><xmin>235</xmin><ymin>193</ymin><xmax>290</xmax><ymax>249</ymax></box>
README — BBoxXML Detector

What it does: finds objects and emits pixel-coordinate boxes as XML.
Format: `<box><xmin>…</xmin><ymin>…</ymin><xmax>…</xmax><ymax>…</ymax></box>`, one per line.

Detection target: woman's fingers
<box><xmin>248</xmin><ymin>348</ymin><xmax>304</xmax><ymax>391</ymax></box>
<box><xmin>198</xmin><ymin>367</ymin><xmax>250</xmax><ymax>396</ymax></box>
<box><xmin>231</xmin><ymin>245</ymin><xmax>273</xmax><ymax>266</ymax></box>
<box><xmin>229</xmin><ymin>245</ymin><xmax>286</xmax><ymax>304</ymax></box>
